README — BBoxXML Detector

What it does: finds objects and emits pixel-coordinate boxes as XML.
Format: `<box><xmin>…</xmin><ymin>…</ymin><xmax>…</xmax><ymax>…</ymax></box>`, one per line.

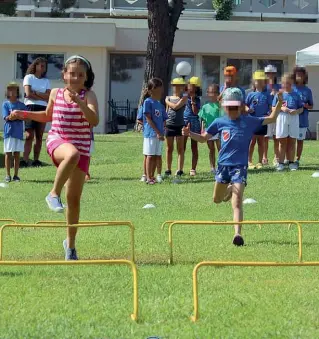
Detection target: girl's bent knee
<box><xmin>67</xmin><ymin>150</ymin><xmax>81</xmax><ymax>164</ymax></box>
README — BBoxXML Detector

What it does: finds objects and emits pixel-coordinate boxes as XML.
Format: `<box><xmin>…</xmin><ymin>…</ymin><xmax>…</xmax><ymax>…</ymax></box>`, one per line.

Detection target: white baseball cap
<box><xmin>264</xmin><ymin>65</ymin><xmax>277</xmax><ymax>73</ymax></box>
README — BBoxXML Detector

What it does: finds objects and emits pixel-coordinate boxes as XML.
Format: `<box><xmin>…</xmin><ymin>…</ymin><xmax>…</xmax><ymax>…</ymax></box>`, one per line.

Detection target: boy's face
<box><xmin>207</xmin><ymin>87</ymin><xmax>219</xmax><ymax>101</ymax></box>
<box><xmin>7</xmin><ymin>87</ymin><xmax>18</xmax><ymax>98</ymax></box>
<box><xmin>150</xmin><ymin>86</ymin><xmax>163</xmax><ymax>99</ymax></box>
<box><xmin>225</xmin><ymin>106</ymin><xmax>241</xmax><ymax>119</ymax></box>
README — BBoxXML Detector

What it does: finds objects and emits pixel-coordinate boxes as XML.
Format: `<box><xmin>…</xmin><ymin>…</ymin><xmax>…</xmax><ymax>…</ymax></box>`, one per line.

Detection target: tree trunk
<box><xmin>139</xmin><ymin>0</ymin><xmax>184</xmax><ymax>104</ymax></box>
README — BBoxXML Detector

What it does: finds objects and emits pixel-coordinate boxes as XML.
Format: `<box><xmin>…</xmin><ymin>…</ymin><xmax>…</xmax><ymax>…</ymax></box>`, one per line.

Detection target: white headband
<box><xmin>65</xmin><ymin>55</ymin><xmax>90</xmax><ymax>68</ymax></box>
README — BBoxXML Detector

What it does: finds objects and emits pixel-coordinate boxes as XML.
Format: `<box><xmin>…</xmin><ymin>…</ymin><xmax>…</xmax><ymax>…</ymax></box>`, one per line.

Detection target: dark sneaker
<box><xmin>32</xmin><ymin>160</ymin><xmax>43</xmax><ymax>167</ymax></box>
<box><xmin>63</xmin><ymin>239</ymin><xmax>78</xmax><ymax>261</ymax></box>
<box><xmin>233</xmin><ymin>235</ymin><xmax>244</xmax><ymax>247</ymax></box>
<box><xmin>165</xmin><ymin>170</ymin><xmax>172</xmax><ymax>176</ymax></box>
<box><xmin>5</xmin><ymin>175</ymin><xmax>11</xmax><ymax>183</ymax></box>
<box><xmin>45</xmin><ymin>193</ymin><xmax>64</xmax><ymax>213</ymax></box>
<box><xmin>12</xmin><ymin>176</ymin><xmax>20</xmax><ymax>182</ymax></box>
<box><xmin>20</xmin><ymin>160</ymin><xmax>28</xmax><ymax>168</ymax></box>
<box><xmin>176</xmin><ymin>170</ymin><xmax>184</xmax><ymax>176</ymax></box>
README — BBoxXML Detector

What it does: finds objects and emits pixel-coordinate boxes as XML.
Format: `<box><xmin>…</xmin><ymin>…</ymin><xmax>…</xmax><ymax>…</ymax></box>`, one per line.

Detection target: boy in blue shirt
<box><xmin>292</xmin><ymin>67</ymin><xmax>314</xmax><ymax>168</ymax></box>
<box><xmin>142</xmin><ymin>78</ymin><xmax>167</xmax><ymax>184</ymax></box>
<box><xmin>2</xmin><ymin>82</ymin><xmax>28</xmax><ymax>182</ymax></box>
<box><xmin>183</xmin><ymin>88</ymin><xmax>283</xmax><ymax>246</ymax></box>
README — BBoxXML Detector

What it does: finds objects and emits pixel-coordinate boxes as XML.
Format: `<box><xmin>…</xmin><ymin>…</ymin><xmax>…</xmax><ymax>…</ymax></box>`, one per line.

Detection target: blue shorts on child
<box><xmin>4</xmin><ymin>137</ymin><xmax>24</xmax><ymax>153</ymax></box>
<box><xmin>143</xmin><ymin>137</ymin><xmax>163</xmax><ymax>156</ymax></box>
<box><xmin>215</xmin><ymin>165</ymin><xmax>247</xmax><ymax>185</ymax></box>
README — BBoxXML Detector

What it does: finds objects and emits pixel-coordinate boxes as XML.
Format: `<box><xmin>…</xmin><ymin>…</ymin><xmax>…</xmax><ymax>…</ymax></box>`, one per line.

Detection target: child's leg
<box><xmin>65</xmin><ymin>166</ymin><xmax>86</xmax><ymax>249</ymax></box>
<box><xmin>274</xmin><ymin>137</ymin><xmax>280</xmax><ymax>160</ymax></box>
<box><xmin>296</xmin><ymin>139</ymin><xmax>303</xmax><ymax>161</ymax></box>
<box><xmin>207</xmin><ymin>140</ymin><xmax>215</xmax><ymax>169</ymax></box>
<box><xmin>13</xmin><ymin>152</ymin><xmax>20</xmax><ymax>177</ymax></box>
<box><xmin>23</xmin><ymin>128</ymin><xmax>34</xmax><ymax>162</ymax></box>
<box><xmin>156</xmin><ymin>155</ymin><xmax>162</xmax><ymax>175</ymax></box>
<box><xmin>166</xmin><ymin>137</ymin><xmax>174</xmax><ymax>172</ymax></box>
<box><xmin>50</xmin><ymin>143</ymin><xmax>80</xmax><ymax>197</ymax></box>
<box><xmin>278</xmin><ymin>137</ymin><xmax>287</xmax><ymax>163</ymax></box>
<box><xmin>231</xmin><ymin>183</ymin><xmax>245</xmax><ymax>236</ymax></box>
<box><xmin>191</xmin><ymin>139</ymin><xmax>198</xmax><ymax>171</ymax></box>
<box><xmin>5</xmin><ymin>152</ymin><xmax>12</xmax><ymax>177</ymax></box>
<box><xmin>146</xmin><ymin>155</ymin><xmax>155</xmax><ymax>181</ymax></box>
<box><xmin>143</xmin><ymin>155</ymin><xmax>147</xmax><ymax>175</ymax></box>
<box><xmin>34</xmin><ymin>122</ymin><xmax>46</xmax><ymax>162</ymax></box>
<box><xmin>216</xmin><ymin>139</ymin><xmax>221</xmax><ymax>152</ymax></box>
<box><xmin>213</xmin><ymin>182</ymin><xmax>229</xmax><ymax>204</ymax></box>
<box><xmin>176</xmin><ymin>136</ymin><xmax>185</xmax><ymax>172</ymax></box>
<box><xmin>248</xmin><ymin>136</ymin><xmax>257</xmax><ymax>163</ymax></box>
<box><xmin>256</xmin><ymin>136</ymin><xmax>265</xmax><ymax>164</ymax></box>
<box><xmin>263</xmin><ymin>136</ymin><xmax>269</xmax><ymax>160</ymax></box>
<box><xmin>287</xmin><ymin>137</ymin><xmax>296</xmax><ymax>162</ymax></box>
<box><xmin>183</xmin><ymin>135</ymin><xmax>188</xmax><ymax>152</ymax></box>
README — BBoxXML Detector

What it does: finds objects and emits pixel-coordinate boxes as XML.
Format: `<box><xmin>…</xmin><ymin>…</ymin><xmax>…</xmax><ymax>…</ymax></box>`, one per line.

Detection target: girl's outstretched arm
<box><xmin>183</xmin><ymin>123</ymin><xmax>211</xmax><ymax>143</ymax></box>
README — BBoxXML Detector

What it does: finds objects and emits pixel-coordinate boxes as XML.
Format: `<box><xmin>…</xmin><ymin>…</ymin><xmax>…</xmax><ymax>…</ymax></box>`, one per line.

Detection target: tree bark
<box><xmin>140</xmin><ymin>0</ymin><xmax>184</xmax><ymax>104</ymax></box>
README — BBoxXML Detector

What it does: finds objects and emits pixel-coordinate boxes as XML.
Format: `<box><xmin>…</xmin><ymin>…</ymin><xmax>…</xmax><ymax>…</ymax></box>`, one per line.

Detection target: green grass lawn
<box><xmin>1</xmin><ymin>133</ymin><xmax>319</xmax><ymax>339</ymax></box>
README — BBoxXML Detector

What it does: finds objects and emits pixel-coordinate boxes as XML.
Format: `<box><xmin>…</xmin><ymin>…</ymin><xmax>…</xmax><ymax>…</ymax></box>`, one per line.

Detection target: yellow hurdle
<box><xmin>0</xmin><ymin>259</ymin><xmax>139</xmax><ymax>321</ymax></box>
<box><xmin>0</xmin><ymin>219</ymin><xmax>16</xmax><ymax>224</ymax></box>
<box><xmin>164</xmin><ymin>220</ymin><xmax>303</xmax><ymax>264</ymax></box>
<box><xmin>0</xmin><ymin>221</ymin><xmax>135</xmax><ymax>262</ymax></box>
<box><xmin>191</xmin><ymin>261</ymin><xmax>319</xmax><ymax>322</ymax></box>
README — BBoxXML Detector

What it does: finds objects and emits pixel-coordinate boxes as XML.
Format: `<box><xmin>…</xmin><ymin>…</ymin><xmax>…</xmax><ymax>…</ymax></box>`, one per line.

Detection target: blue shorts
<box><xmin>215</xmin><ymin>165</ymin><xmax>247</xmax><ymax>185</ymax></box>
<box><xmin>184</xmin><ymin>118</ymin><xmax>201</xmax><ymax>134</ymax></box>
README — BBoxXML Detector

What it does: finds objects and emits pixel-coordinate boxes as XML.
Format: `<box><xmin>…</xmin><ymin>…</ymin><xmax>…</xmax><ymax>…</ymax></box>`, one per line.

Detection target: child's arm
<box><xmin>289</xmin><ymin>107</ymin><xmax>304</xmax><ymax>115</ymax></box>
<box><xmin>71</xmin><ymin>89</ymin><xmax>99</xmax><ymax>126</ymax></box>
<box><xmin>11</xmin><ymin>89</ymin><xmax>57</xmax><ymax>122</ymax></box>
<box><xmin>262</xmin><ymin>92</ymin><xmax>283</xmax><ymax>125</ymax></box>
<box><xmin>191</xmin><ymin>97</ymin><xmax>200</xmax><ymax>115</ymax></box>
<box><xmin>183</xmin><ymin>122</ymin><xmax>214</xmax><ymax>143</ymax></box>
<box><xmin>34</xmin><ymin>89</ymin><xmax>51</xmax><ymax>102</ymax></box>
<box><xmin>2</xmin><ymin>103</ymin><xmax>10</xmax><ymax>121</ymax></box>
<box><xmin>165</xmin><ymin>96</ymin><xmax>187</xmax><ymax>110</ymax></box>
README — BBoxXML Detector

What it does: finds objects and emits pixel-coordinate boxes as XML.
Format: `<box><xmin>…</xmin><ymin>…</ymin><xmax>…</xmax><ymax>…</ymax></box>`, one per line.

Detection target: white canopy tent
<box><xmin>296</xmin><ymin>43</ymin><xmax>319</xmax><ymax>66</ymax></box>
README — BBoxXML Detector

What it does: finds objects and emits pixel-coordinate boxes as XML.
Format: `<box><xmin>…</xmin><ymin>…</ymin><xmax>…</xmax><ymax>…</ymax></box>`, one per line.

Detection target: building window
<box><xmin>16</xmin><ymin>53</ymin><xmax>65</xmax><ymax>80</ymax></box>
<box><xmin>257</xmin><ymin>59</ymin><xmax>284</xmax><ymax>81</ymax></box>
<box><xmin>202</xmin><ymin>56</ymin><xmax>220</xmax><ymax>91</ymax></box>
<box><xmin>227</xmin><ymin>58</ymin><xmax>252</xmax><ymax>89</ymax></box>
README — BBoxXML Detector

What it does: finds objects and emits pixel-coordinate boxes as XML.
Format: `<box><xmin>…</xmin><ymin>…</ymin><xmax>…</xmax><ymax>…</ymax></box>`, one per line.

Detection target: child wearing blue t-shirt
<box><xmin>292</xmin><ymin>67</ymin><xmax>314</xmax><ymax>168</ymax></box>
<box><xmin>245</xmin><ymin>71</ymin><xmax>272</xmax><ymax>169</ymax></box>
<box><xmin>183</xmin><ymin>88</ymin><xmax>283</xmax><ymax>246</ymax></box>
<box><xmin>142</xmin><ymin>78</ymin><xmax>167</xmax><ymax>185</ymax></box>
<box><xmin>273</xmin><ymin>73</ymin><xmax>303</xmax><ymax>171</ymax></box>
<box><xmin>2</xmin><ymin>82</ymin><xmax>28</xmax><ymax>182</ymax></box>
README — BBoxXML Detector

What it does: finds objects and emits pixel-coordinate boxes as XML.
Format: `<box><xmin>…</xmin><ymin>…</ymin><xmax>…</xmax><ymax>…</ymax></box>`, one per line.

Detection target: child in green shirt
<box><xmin>199</xmin><ymin>84</ymin><xmax>221</xmax><ymax>174</ymax></box>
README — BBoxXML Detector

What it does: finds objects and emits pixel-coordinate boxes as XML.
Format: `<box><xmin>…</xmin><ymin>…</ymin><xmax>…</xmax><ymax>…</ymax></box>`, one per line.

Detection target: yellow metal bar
<box><xmin>167</xmin><ymin>221</ymin><xmax>302</xmax><ymax>264</ymax></box>
<box><xmin>0</xmin><ymin>222</ymin><xmax>135</xmax><ymax>262</ymax></box>
<box><xmin>0</xmin><ymin>259</ymin><xmax>138</xmax><ymax>321</ymax></box>
<box><xmin>161</xmin><ymin>220</ymin><xmax>175</xmax><ymax>230</ymax></box>
<box><xmin>191</xmin><ymin>260</ymin><xmax>319</xmax><ymax>322</ymax></box>
<box><xmin>0</xmin><ymin>219</ymin><xmax>16</xmax><ymax>224</ymax></box>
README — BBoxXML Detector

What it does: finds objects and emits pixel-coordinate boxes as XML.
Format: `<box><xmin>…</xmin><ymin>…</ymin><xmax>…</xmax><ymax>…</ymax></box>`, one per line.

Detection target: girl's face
<box><xmin>266</xmin><ymin>72</ymin><xmax>275</xmax><ymax>81</ymax></box>
<box><xmin>207</xmin><ymin>87</ymin><xmax>219</xmax><ymax>101</ymax></box>
<box><xmin>150</xmin><ymin>86</ymin><xmax>163</xmax><ymax>100</ymax></box>
<box><xmin>295</xmin><ymin>72</ymin><xmax>305</xmax><ymax>85</ymax></box>
<box><xmin>36</xmin><ymin>62</ymin><xmax>46</xmax><ymax>75</ymax></box>
<box><xmin>254</xmin><ymin>79</ymin><xmax>266</xmax><ymax>89</ymax></box>
<box><xmin>224</xmin><ymin>106</ymin><xmax>241</xmax><ymax>120</ymax></box>
<box><xmin>172</xmin><ymin>84</ymin><xmax>184</xmax><ymax>95</ymax></box>
<box><xmin>187</xmin><ymin>84</ymin><xmax>196</xmax><ymax>96</ymax></box>
<box><xmin>7</xmin><ymin>87</ymin><xmax>18</xmax><ymax>100</ymax></box>
<box><xmin>63</xmin><ymin>62</ymin><xmax>87</xmax><ymax>90</ymax></box>
<box><xmin>282</xmin><ymin>79</ymin><xmax>293</xmax><ymax>92</ymax></box>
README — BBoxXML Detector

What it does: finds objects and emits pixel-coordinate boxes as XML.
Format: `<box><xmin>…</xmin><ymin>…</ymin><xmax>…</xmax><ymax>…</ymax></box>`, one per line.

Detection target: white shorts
<box><xmin>276</xmin><ymin>112</ymin><xmax>299</xmax><ymax>139</ymax></box>
<box><xmin>90</xmin><ymin>140</ymin><xmax>94</xmax><ymax>155</ymax></box>
<box><xmin>266</xmin><ymin>122</ymin><xmax>276</xmax><ymax>138</ymax></box>
<box><xmin>4</xmin><ymin>137</ymin><xmax>24</xmax><ymax>153</ymax></box>
<box><xmin>297</xmin><ymin>127</ymin><xmax>308</xmax><ymax>141</ymax></box>
<box><xmin>209</xmin><ymin>133</ymin><xmax>219</xmax><ymax>141</ymax></box>
<box><xmin>143</xmin><ymin>137</ymin><xmax>163</xmax><ymax>156</ymax></box>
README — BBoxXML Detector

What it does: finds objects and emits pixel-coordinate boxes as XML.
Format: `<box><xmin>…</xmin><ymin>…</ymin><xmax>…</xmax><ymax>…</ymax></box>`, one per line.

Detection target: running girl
<box><xmin>165</xmin><ymin>77</ymin><xmax>188</xmax><ymax>176</ymax></box>
<box><xmin>183</xmin><ymin>88</ymin><xmax>283</xmax><ymax>246</ymax></box>
<box><xmin>246</xmin><ymin>71</ymin><xmax>272</xmax><ymax>169</ymax></box>
<box><xmin>264</xmin><ymin>65</ymin><xmax>281</xmax><ymax>166</ymax></box>
<box><xmin>198</xmin><ymin>84</ymin><xmax>221</xmax><ymax>174</ymax></box>
<box><xmin>183</xmin><ymin>78</ymin><xmax>201</xmax><ymax>176</ymax></box>
<box><xmin>292</xmin><ymin>66</ymin><xmax>313</xmax><ymax>168</ymax></box>
<box><xmin>273</xmin><ymin>73</ymin><xmax>303</xmax><ymax>171</ymax></box>
<box><xmin>11</xmin><ymin>55</ymin><xmax>99</xmax><ymax>260</ymax></box>
<box><xmin>2</xmin><ymin>82</ymin><xmax>28</xmax><ymax>182</ymax></box>
<box><xmin>142</xmin><ymin>78</ymin><xmax>167</xmax><ymax>184</ymax></box>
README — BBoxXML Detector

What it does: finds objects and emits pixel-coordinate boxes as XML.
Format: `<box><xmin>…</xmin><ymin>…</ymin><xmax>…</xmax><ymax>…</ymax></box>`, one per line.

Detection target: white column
<box><xmin>194</xmin><ymin>53</ymin><xmax>202</xmax><ymax>78</ymax></box>
<box><xmin>103</xmin><ymin>48</ymin><xmax>109</xmax><ymax>134</ymax></box>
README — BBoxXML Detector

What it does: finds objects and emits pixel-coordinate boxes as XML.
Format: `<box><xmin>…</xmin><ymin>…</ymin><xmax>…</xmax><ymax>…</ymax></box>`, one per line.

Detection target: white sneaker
<box><xmin>289</xmin><ymin>162</ymin><xmax>298</xmax><ymax>171</ymax></box>
<box><xmin>276</xmin><ymin>163</ymin><xmax>285</xmax><ymax>171</ymax></box>
<box><xmin>156</xmin><ymin>174</ymin><xmax>163</xmax><ymax>183</ymax></box>
<box><xmin>140</xmin><ymin>175</ymin><xmax>147</xmax><ymax>182</ymax></box>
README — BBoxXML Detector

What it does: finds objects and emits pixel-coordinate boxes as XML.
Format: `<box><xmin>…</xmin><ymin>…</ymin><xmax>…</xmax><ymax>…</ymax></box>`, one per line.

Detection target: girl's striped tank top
<box><xmin>47</xmin><ymin>88</ymin><xmax>91</xmax><ymax>157</ymax></box>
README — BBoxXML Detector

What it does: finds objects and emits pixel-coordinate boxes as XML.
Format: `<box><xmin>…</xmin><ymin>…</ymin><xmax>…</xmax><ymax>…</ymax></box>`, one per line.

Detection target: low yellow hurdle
<box><xmin>0</xmin><ymin>221</ymin><xmax>135</xmax><ymax>262</ymax></box>
<box><xmin>0</xmin><ymin>219</ymin><xmax>16</xmax><ymax>224</ymax></box>
<box><xmin>0</xmin><ymin>259</ymin><xmax>139</xmax><ymax>321</ymax></box>
<box><xmin>191</xmin><ymin>261</ymin><xmax>319</xmax><ymax>322</ymax></box>
<box><xmin>163</xmin><ymin>221</ymin><xmax>303</xmax><ymax>264</ymax></box>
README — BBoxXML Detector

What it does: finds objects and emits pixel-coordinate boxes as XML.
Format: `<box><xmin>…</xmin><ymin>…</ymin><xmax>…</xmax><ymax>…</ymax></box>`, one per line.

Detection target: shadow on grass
<box><xmin>0</xmin><ymin>271</ymin><xmax>24</xmax><ymax>277</ymax></box>
<box><xmin>24</xmin><ymin>179</ymin><xmax>54</xmax><ymax>184</ymax></box>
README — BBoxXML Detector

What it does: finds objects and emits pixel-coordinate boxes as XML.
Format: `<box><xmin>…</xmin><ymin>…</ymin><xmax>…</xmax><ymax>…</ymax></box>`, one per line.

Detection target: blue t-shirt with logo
<box><xmin>293</xmin><ymin>85</ymin><xmax>313</xmax><ymax>128</ymax></box>
<box><xmin>272</xmin><ymin>91</ymin><xmax>303</xmax><ymax>111</ymax></box>
<box><xmin>2</xmin><ymin>100</ymin><xmax>27</xmax><ymax>140</ymax></box>
<box><xmin>143</xmin><ymin>98</ymin><xmax>168</xmax><ymax>138</ymax></box>
<box><xmin>183</xmin><ymin>97</ymin><xmax>201</xmax><ymax>120</ymax></box>
<box><xmin>206</xmin><ymin>115</ymin><xmax>264</xmax><ymax>166</ymax></box>
<box><xmin>245</xmin><ymin>90</ymin><xmax>272</xmax><ymax>117</ymax></box>
<box><xmin>220</xmin><ymin>86</ymin><xmax>246</xmax><ymax>102</ymax></box>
